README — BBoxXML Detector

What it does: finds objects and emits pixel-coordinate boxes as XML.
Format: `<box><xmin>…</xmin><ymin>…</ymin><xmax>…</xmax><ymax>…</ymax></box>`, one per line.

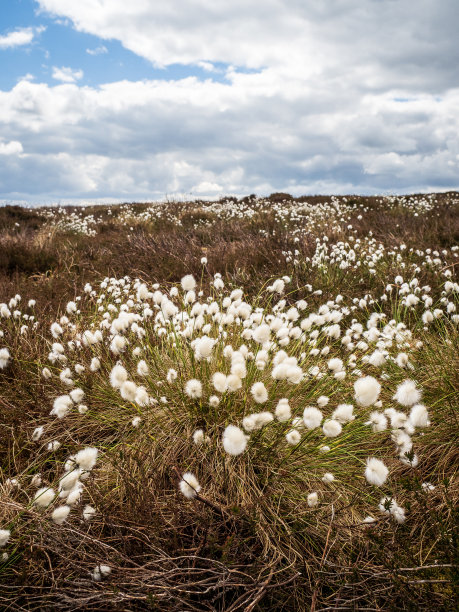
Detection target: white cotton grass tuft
<box><xmin>83</xmin><ymin>505</ymin><xmax>96</xmax><ymax>521</ymax></box>
<box><xmin>322</xmin><ymin>473</ymin><xmax>335</xmax><ymax>483</ymax></box>
<box><xmin>51</xmin><ymin>505</ymin><xmax>71</xmax><ymax>525</ymax></box>
<box><xmin>303</xmin><ymin>407</ymin><xmax>323</xmax><ymax>429</ymax></box>
<box><xmin>33</xmin><ymin>487</ymin><xmax>55</xmax><ymax>508</ymax></box>
<box><xmin>307</xmin><ymin>492</ymin><xmax>318</xmax><ymax>507</ymax></box>
<box><xmin>32</xmin><ymin>426</ymin><xmax>44</xmax><ymax>441</ymax></box>
<box><xmin>354</xmin><ymin>376</ymin><xmax>381</xmax><ymax>407</ymax></box>
<box><xmin>212</xmin><ymin>372</ymin><xmax>227</xmax><ymax>393</ymax></box>
<box><xmin>409</xmin><ymin>404</ymin><xmax>430</xmax><ymax>428</ymax></box>
<box><xmin>0</xmin><ymin>348</ymin><xmax>10</xmax><ymax>369</ymax></box>
<box><xmin>332</xmin><ymin>404</ymin><xmax>354</xmax><ymax>423</ymax></box>
<box><xmin>109</xmin><ymin>364</ymin><xmax>128</xmax><ymax>389</ymax></box>
<box><xmin>322</xmin><ymin>419</ymin><xmax>342</xmax><ymax>438</ymax></box>
<box><xmin>137</xmin><ymin>360</ymin><xmax>149</xmax><ymax>376</ymax></box>
<box><xmin>75</xmin><ymin>447</ymin><xmax>98</xmax><ymax>471</ymax></box>
<box><xmin>50</xmin><ymin>395</ymin><xmax>73</xmax><ymax>419</ymax></box>
<box><xmin>286</xmin><ymin>429</ymin><xmax>301</xmax><ymax>445</ymax></box>
<box><xmin>251</xmin><ymin>381</ymin><xmax>268</xmax><ymax>403</ymax></box>
<box><xmin>120</xmin><ymin>380</ymin><xmax>137</xmax><ymax>401</ymax></box>
<box><xmin>379</xmin><ymin>497</ymin><xmax>406</xmax><ymax>524</ymax></box>
<box><xmin>222</xmin><ymin>425</ymin><xmax>248</xmax><ymax>456</ymax></box>
<box><xmin>185</xmin><ymin>379</ymin><xmax>202</xmax><ymax>399</ymax></box>
<box><xmin>365</xmin><ymin>458</ymin><xmax>389</xmax><ymax>487</ymax></box>
<box><xmin>0</xmin><ymin>529</ymin><xmax>11</xmax><ymax>547</ymax></box>
<box><xmin>92</xmin><ymin>564</ymin><xmax>111</xmax><ymax>581</ymax></box>
<box><xmin>181</xmin><ymin>275</ymin><xmax>196</xmax><ymax>291</ymax></box>
<box><xmin>393</xmin><ymin>380</ymin><xmax>422</xmax><ymax>406</ymax></box>
<box><xmin>317</xmin><ymin>395</ymin><xmax>329</xmax><ymax>407</ymax></box>
<box><xmin>275</xmin><ymin>398</ymin><xmax>291</xmax><ymax>422</ymax></box>
<box><xmin>179</xmin><ymin>472</ymin><xmax>201</xmax><ymax>499</ymax></box>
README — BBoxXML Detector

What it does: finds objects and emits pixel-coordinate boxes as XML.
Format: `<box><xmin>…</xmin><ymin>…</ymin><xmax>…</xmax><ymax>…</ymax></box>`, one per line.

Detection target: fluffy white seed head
<box><xmin>33</xmin><ymin>487</ymin><xmax>55</xmax><ymax>508</ymax></box>
<box><xmin>75</xmin><ymin>447</ymin><xmax>98</xmax><ymax>471</ymax></box>
<box><xmin>251</xmin><ymin>382</ymin><xmax>268</xmax><ymax>404</ymax></box>
<box><xmin>354</xmin><ymin>376</ymin><xmax>381</xmax><ymax>407</ymax></box>
<box><xmin>286</xmin><ymin>429</ymin><xmax>301</xmax><ymax>445</ymax></box>
<box><xmin>322</xmin><ymin>419</ymin><xmax>342</xmax><ymax>438</ymax></box>
<box><xmin>275</xmin><ymin>399</ymin><xmax>291</xmax><ymax>422</ymax></box>
<box><xmin>51</xmin><ymin>505</ymin><xmax>71</xmax><ymax>525</ymax></box>
<box><xmin>332</xmin><ymin>404</ymin><xmax>354</xmax><ymax>423</ymax></box>
<box><xmin>307</xmin><ymin>492</ymin><xmax>318</xmax><ymax>507</ymax></box>
<box><xmin>185</xmin><ymin>379</ymin><xmax>202</xmax><ymax>399</ymax></box>
<box><xmin>393</xmin><ymin>380</ymin><xmax>422</xmax><ymax>406</ymax></box>
<box><xmin>303</xmin><ymin>407</ymin><xmax>323</xmax><ymax>429</ymax></box>
<box><xmin>83</xmin><ymin>505</ymin><xmax>96</xmax><ymax>521</ymax></box>
<box><xmin>365</xmin><ymin>458</ymin><xmax>389</xmax><ymax>487</ymax></box>
<box><xmin>212</xmin><ymin>372</ymin><xmax>227</xmax><ymax>393</ymax></box>
<box><xmin>179</xmin><ymin>472</ymin><xmax>201</xmax><ymax>499</ymax></box>
<box><xmin>409</xmin><ymin>404</ymin><xmax>429</xmax><ymax>428</ymax></box>
<box><xmin>181</xmin><ymin>275</ymin><xmax>196</xmax><ymax>291</ymax></box>
<box><xmin>0</xmin><ymin>529</ymin><xmax>11</xmax><ymax>547</ymax></box>
<box><xmin>110</xmin><ymin>364</ymin><xmax>128</xmax><ymax>389</ymax></box>
<box><xmin>222</xmin><ymin>425</ymin><xmax>247</xmax><ymax>456</ymax></box>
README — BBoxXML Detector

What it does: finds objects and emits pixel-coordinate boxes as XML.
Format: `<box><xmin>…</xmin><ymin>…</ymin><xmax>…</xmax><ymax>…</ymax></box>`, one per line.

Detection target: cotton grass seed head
<box><xmin>33</xmin><ymin>487</ymin><xmax>55</xmax><ymax>508</ymax></box>
<box><xmin>393</xmin><ymin>379</ymin><xmax>421</xmax><ymax>406</ymax></box>
<box><xmin>179</xmin><ymin>472</ymin><xmax>201</xmax><ymax>499</ymax></box>
<box><xmin>222</xmin><ymin>425</ymin><xmax>247</xmax><ymax>456</ymax></box>
<box><xmin>51</xmin><ymin>505</ymin><xmax>71</xmax><ymax>525</ymax></box>
<box><xmin>185</xmin><ymin>379</ymin><xmax>202</xmax><ymax>399</ymax></box>
<box><xmin>365</xmin><ymin>458</ymin><xmax>389</xmax><ymax>487</ymax></box>
<box><xmin>303</xmin><ymin>407</ymin><xmax>323</xmax><ymax>430</ymax></box>
<box><xmin>354</xmin><ymin>376</ymin><xmax>381</xmax><ymax>407</ymax></box>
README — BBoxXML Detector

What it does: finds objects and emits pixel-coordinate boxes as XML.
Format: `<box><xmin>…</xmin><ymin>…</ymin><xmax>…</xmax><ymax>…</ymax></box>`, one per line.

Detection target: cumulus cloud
<box><xmin>52</xmin><ymin>66</ymin><xmax>84</xmax><ymax>83</ymax></box>
<box><xmin>0</xmin><ymin>26</ymin><xmax>45</xmax><ymax>49</ymax></box>
<box><xmin>0</xmin><ymin>1</ymin><xmax>458</xmax><ymax>199</ymax></box>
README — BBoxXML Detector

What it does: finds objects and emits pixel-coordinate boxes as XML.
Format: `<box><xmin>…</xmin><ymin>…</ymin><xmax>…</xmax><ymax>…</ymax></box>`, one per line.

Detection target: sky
<box><xmin>0</xmin><ymin>0</ymin><xmax>458</xmax><ymax>204</ymax></box>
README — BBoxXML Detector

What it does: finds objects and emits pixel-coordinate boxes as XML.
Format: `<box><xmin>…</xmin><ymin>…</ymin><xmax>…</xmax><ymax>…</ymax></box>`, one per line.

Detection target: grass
<box><xmin>0</xmin><ymin>192</ymin><xmax>458</xmax><ymax>610</ymax></box>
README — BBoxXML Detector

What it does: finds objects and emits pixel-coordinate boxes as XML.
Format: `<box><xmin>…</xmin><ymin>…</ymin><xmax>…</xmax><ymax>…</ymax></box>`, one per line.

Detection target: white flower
<box><xmin>92</xmin><ymin>564</ymin><xmax>111</xmax><ymax>581</ymax></box>
<box><xmin>393</xmin><ymin>380</ymin><xmax>421</xmax><ymax>406</ymax></box>
<box><xmin>212</xmin><ymin>372</ymin><xmax>227</xmax><ymax>393</ymax></box>
<box><xmin>354</xmin><ymin>376</ymin><xmax>381</xmax><ymax>407</ymax></box>
<box><xmin>75</xmin><ymin>447</ymin><xmax>98</xmax><ymax>471</ymax></box>
<box><xmin>253</xmin><ymin>324</ymin><xmax>270</xmax><ymax>344</ymax></box>
<box><xmin>137</xmin><ymin>360</ymin><xmax>149</xmax><ymax>376</ymax></box>
<box><xmin>275</xmin><ymin>399</ymin><xmax>291</xmax><ymax>422</ymax></box>
<box><xmin>185</xmin><ymin>379</ymin><xmax>202</xmax><ymax>399</ymax></box>
<box><xmin>110</xmin><ymin>364</ymin><xmax>128</xmax><ymax>389</ymax></box>
<box><xmin>365</xmin><ymin>458</ymin><xmax>389</xmax><ymax>487</ymax></box>
<box><xmin>83</xmin><ymin>505</ymin><xmax>96</xmax><ymax>521</ymax></box>
<box><xmin>51</xmin><ymin>505</ymin><xmax>71</xmax><ymax>525</ymax></box>
<box><xmin>322</xmin><ymin>419</ymin><xmax>342</xmax><ymax>438</ymax></box>
<box><xmin>0</xmin><ymin>529</ymin><xmax>11</xmax><ymax>547</ymax></box>
<box><xmin>307</xmin><ymin>492</ymin><xmax>318</xmax><ymax>507</ymax></box>
<box><xmin>120</xmin><ymin>381</ymin><xmax>137</xmax><ymax>401</ymax></box>
<box><xmin>181</xmin><ymin>275</ymin><xmax>196</xmax><ymax>291</ymax></box>
<box><xmin>286</xmin><ymin>429</ymin><xmax>301</xmax><ymax>445</ymax></box>
<box><xmin>303</xmin><ymin>407</ymin><xmax>323</xmax><ymax>429</ymax></box>
<box><xmin>222</xmin><ymin>425</ymin><xmax>247</xmax><ymax>456</ymax></box>
<box><xmin>332</xmin><ymin>404</ymin><xmax>354</xmax><ymax>423</ymax></box>
<box><xmin>0</xmin><ymin>348</ymin><xmax>10</xmax><ymax>369</ymax></box>
<box><xmin>70</xmin><ymin>388</ymin><xmax>84</xmax><ymax>403</ymax></box>
<box><xmin>409</xmin><ymin>404</ymin><xmax>429</xmax><ymax>428</ymax></box>
<box><xmin>33</xmin><ymin>487</ymin><xmax>55</xmax><ymax>508</ymax></box>
<box><xmin>251</xmin><ymin>381</ymin><xmax>268</xmax><ymax>404</ymax></box>
<box><xmin>50</xmin><ymin>395</ymin><xmax>73</xmax><ymax>419</ymax></box>
<box><xmin>179</xmin><ymin>472</ymin><xmax>201</xmax><ymax>499</ymax></box>
<box><xmin>226</xmin><ymin>374</ymin><xmax>242</xmax><ymax>392</ymax></box>
<box><xmin>366</xmin><ymin>411</ymin><xmax>387</xmax><ymax>432</ymax></box>
<box><xmin>166</xmin><ymin>368</ymin><xmax>178</xmax><ymax>383</ymax></box>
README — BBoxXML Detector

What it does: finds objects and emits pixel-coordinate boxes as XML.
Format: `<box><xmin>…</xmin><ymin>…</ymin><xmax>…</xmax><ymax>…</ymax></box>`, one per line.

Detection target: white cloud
<box><xmin>0</xmin><ymin>26</ymin><xmax>45</xmax><ymax>49</ymax></box>
<box><xmin>52</xmin><ymin>66</ymin><xmax>84</xmax><ymax>83</ymax></box>
<box><xmin>86</xmin><ymin>45</ymin><xmax>108</xmax><ymax>56</ymax></box>
<box><xmin>0</xmin><ymin>140</ymin><xmax>23</xmax><ymax>155</ymax></box>
<box><xmin>0</xmin><ymin>1</ymin><xmax>458</xmax><ymax>199</ymax></box>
